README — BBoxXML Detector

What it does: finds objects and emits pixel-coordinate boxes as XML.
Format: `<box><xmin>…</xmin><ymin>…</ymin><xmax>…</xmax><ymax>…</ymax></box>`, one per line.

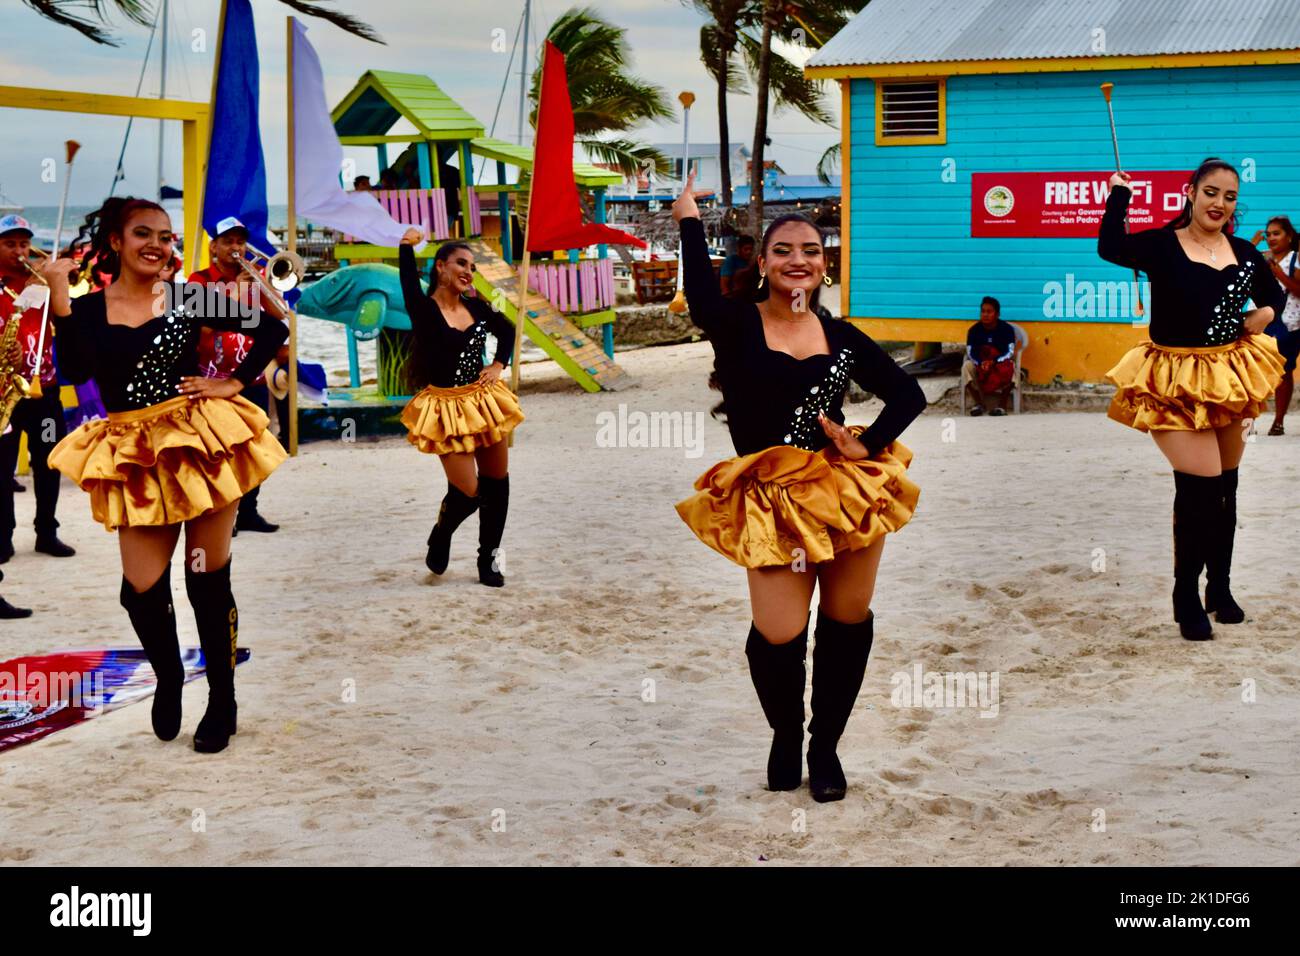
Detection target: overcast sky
<box><xmin>1</xmin><ymin>0</ymin><xmax>839</xmax><ymax>207</ymax></box>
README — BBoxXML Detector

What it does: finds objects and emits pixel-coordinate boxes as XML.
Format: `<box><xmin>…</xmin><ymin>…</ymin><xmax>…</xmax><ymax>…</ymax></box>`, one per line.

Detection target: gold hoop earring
<box><xmin>822</xmin><ymin>273</ymin><xmax>833</xmax><ymax>287</ymax></box>
<box><xmin>757</xmin><ymin>272</ymin><xmax>766</xmax><ymax>289</ymax></box>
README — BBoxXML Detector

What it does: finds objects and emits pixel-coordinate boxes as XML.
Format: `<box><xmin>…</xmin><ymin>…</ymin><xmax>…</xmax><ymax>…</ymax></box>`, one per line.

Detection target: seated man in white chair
<box><xmin>965</xmin><ymin>296</ymin><xmax>1017</xmax><ymax>417</ymax></box>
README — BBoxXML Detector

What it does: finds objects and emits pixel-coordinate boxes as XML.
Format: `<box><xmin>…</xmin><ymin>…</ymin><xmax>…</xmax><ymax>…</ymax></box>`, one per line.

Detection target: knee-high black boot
<box><xmin>1204</xmin><ymin>467</ymin><xmax>1245</xmax><ymax>624</ymax></box>
<box><xmin>185</xmin><ymin>558</ymin><xmax>239</xmax><ymax>753</ymax></box>
<box><xmin>745</xmin><ymin>621</ymin><xmax>807</xmax><ymax>792</ymax></box>
<box><xmin>1172</xmin><ymin>471</ymin><xmax>1217</xmax><ymax>641</ymax></box>
<box><xmin>120</xmin><ymin>568</ymin><xmax>183</xmax><ymax>741</ymax></box>
<box><xmin>477</xmin><ymin>474</ymin><xmax>509</xmax><ymax>587</ymax></box>
<box><xmin>426</xmin><ymin>484</ymin><xmax>480</xmax><ymax>574</ymax></box>
<box><xmin>807</xmin><ymin>608</ymin><xmax>874</xmax><ymax>803</ymax></box>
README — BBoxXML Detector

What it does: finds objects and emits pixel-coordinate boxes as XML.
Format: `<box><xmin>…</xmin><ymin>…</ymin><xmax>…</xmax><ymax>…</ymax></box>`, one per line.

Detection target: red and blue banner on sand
<box><xmin>0</xmin><ymin>648</ymin><xmax>250</xmax><ymax>753</ymax></box>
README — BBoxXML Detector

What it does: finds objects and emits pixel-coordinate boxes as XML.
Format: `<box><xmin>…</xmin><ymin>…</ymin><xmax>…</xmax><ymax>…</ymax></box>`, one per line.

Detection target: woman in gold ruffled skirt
<box><xmin>673</xmin><ymin>173</ymin><xmax>926</xmax><ymax>802</ymax></box>
<box><xmin>398</xmin><ymin>230</ymin><xmax>523</xmax><ymax>586</ymax></box>
<box><xmin>1100</xmin><ymin>160</ymin><xmax>1287</xmax><ymax>640</ymax></box>
<box><xmin>41</xmin><ymin>197</ymin><xmax>288</xmax><ymax>754</ymax></box>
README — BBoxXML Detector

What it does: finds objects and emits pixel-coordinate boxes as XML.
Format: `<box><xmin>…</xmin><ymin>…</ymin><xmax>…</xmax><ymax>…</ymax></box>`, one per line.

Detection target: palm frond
<box><xmin>738</xmin><ymin>29</ymin><xmax>831</xmax><ymax>124</ymax></box>
<box><xmin>21</xmin><ymin>0</ymin><xmax>152</xmax><ymax>46</ymax></box>
<box><xmin>816</xmin><ymin>142</ymin><xmax>840</xmax><ymax>185</ymax></box>
<box><xmin>579</xmin><ymin>139</ymin><xmax>671</xmax><ymax>178</ymax></box>
<box><xmin>272</xmin><ymin>0</ymin><xmax>384</xmax><ymax>42</ymax></box>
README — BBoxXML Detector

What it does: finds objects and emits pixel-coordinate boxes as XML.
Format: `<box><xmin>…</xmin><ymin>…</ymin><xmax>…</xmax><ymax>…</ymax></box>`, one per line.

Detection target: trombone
<box><xmin>233</xmin><ymin>242</ymin><xmax>305</xmax><ymax>316</ymax></box>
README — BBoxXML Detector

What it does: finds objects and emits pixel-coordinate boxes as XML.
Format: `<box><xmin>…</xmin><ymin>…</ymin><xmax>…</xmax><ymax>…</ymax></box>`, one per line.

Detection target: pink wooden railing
<box><xmin>341</xmin><ymin>188</ymin><xmax>452</xmax><ymax>242</ymax></box>
<box><xmin>528</xmin><ymin>257</ymin><xmax>616</xmax><ymax>313</ymax></box>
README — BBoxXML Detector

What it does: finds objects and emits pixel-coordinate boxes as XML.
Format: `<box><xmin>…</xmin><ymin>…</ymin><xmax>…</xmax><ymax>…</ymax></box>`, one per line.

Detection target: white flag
<box><xmin>292</xmin><ymin>20</ymin><xmax>422</xmax><ymax>248</ymax></box>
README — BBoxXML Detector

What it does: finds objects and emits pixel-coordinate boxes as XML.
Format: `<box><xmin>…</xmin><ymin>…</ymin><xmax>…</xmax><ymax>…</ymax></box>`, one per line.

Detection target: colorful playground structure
<box><xmin>300</xmin><ymin>70</ymin><xmax>632</xmax><ymax>400</ymax></box>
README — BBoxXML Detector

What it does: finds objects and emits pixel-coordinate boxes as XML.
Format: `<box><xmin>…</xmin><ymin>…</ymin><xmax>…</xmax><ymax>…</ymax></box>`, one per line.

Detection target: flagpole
<box><xmin>194</xmin><ymin>0</ymin><xmax>229</xmax><ymax>273</ymax></box>
<box><xmin>286</xmin><ymin>15</ymin><xmax>300</xmax><ymax>457</ymax></box>
<box><xmin>509</xmin><ymin>40</ymin><xmax>543</xmax><ymax>431</ymax></box>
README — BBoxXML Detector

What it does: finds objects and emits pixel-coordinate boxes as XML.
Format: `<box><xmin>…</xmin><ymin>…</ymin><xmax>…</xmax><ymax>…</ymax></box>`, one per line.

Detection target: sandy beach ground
<box><xmin>2</xmin><ymin>339</ymin><xmax>1297</xmax><ymax>866</ymax></box>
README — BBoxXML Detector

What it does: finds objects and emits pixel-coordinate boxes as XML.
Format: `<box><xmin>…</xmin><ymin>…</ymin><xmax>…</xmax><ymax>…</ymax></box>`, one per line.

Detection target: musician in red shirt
<box><xmin>0</xmin><ymin>214</ymin><xmax>75</xmax><ymax>563</ymax></box>
<box><xmin>188</xmin><ymin>217</ymin><xmax>287</xmax><ymax>534</ymax></box>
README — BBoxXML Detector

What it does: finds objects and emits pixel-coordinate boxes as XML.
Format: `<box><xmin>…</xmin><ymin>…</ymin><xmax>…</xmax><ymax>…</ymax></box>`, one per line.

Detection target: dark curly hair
<box><xmin>67</xmin><ymin>196</ymin><xmax>169</xmax><ymax>282</ymax></box>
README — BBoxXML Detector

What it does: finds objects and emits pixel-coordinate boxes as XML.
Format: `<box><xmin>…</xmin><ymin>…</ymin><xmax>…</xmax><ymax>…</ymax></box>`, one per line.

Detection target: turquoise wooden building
<box><xmin>808</xmin><ymin>0</ymin><xmax>1300</xmax><ymax>382</ymax></box>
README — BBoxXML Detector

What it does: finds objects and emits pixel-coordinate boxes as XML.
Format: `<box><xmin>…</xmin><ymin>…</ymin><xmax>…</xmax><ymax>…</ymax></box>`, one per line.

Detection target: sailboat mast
<box><xmin>157</xmin><ymin>0</ymin><xmax>169</xmax><ymax>199</ymax></box>
<box><xmin>517</xmin><ymin>0</ymin><xmax>531</xmax><ymax>146</ymax></box>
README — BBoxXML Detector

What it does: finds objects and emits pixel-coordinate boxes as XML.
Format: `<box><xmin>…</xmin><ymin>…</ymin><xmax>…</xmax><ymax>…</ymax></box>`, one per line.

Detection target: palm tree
<box><xmin>745</xmin><ymin>1</ymin><xmax>865</xmax><ymax>235</ymax></box>
<box><xmin>531</xmin><ymin>7</ymin><xmax>673</xmax><ymax>178</ymax></box>
<box><xmin>21</xmin><ymin>0</ymin><xmax>382</xmax><ymax>45</ymax></box>
<box><xmin>693</xmin><ymin>1</ymin><xmax>747</xmax><ymax>209</ymax></box>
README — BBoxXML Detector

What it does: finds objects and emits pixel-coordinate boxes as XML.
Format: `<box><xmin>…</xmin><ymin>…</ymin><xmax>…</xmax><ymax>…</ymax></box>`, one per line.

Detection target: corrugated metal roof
<box><xmin>808</xmin><ymin>0</ymin><xmax>1300</xmax><ymax>68</ymax></box>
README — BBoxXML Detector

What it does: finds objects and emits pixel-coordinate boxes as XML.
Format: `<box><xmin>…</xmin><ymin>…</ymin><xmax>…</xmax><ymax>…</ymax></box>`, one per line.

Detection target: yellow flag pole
<box><xmin>286</xmin><ymin>15</ymin><xmax>299</xmax><ymax>456</ymax></box>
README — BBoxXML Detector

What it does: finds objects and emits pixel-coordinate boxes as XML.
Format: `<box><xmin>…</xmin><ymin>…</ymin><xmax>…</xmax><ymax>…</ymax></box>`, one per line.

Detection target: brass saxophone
<box><xmin>0</xmin><ymin>310</ymin><xmax>32</xmax><ymax>434</ymax></box>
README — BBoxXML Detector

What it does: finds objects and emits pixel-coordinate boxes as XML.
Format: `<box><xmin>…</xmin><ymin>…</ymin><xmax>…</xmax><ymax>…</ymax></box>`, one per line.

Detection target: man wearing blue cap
<box><xmin>0</xmin><ymin>214</ymin><xmax>75</xmax><ymax>564</ymax></box>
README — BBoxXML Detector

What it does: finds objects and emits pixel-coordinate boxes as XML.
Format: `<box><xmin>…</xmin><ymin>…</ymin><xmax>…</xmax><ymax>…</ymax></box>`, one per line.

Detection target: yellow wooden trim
<box><xmin>474</xmin><ymin>183</ymin><xmax>523</xmax><ymax>194</ymax></box>
<box><xmin>808</xmin><ymin>49</ymin><xmax>1300</xmax><ymax>80</ymax></box>
<box><xmin>874</xmin><ymin>76</ymin><xmax>946</xmax><ymax>146</ymax></box>
<box><xmin>338</xmin><ymin>134</ymin><xmax>423</xmax><ymax>145</ymax></box>
<box><xmin>0</xmin><ymin>86</ymin><xmax>208</xmax><ymax>121</ymax></box>
<box><xmin>839</xmin><ymin>79</ymin><xmax>851</xmax><ymax>318</ymax></box>
<box><xmin>181</xmin><ymin>115</ymin><xmax>208</xmax><ymax>274</ymax></box>
<box><xmin>844</xmin><ymin>316</ymin><xmax>1151</xmax><ymax>383</ymax></box>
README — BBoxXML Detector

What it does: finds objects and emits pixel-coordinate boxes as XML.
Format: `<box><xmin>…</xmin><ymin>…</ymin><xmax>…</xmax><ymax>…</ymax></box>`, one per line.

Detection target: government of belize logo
<box><xmin>984</xmin><ymin>185</ymin><xmax>1015</xmax><ymax>217</ymax></box>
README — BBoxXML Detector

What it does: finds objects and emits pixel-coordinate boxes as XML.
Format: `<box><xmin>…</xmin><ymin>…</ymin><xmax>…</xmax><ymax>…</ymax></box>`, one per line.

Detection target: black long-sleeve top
<box><xmin>680</xmin><ymin>216</ymin><xmax>926</xmax><ymax>457</ymax></box>
<box><xmin>1098</xmin><ymin>185</ymin><xmax>1285</xmax><ymax>347</ymax></box>
<box><xmin>52</xmin><ymin>287</ymin><xmax>289</xmax><ymax>412</ymax></box>
<box><xmin>399</xmin><ymin>244</ymin><xmax>515</xmax><ymax>388</ymax></box>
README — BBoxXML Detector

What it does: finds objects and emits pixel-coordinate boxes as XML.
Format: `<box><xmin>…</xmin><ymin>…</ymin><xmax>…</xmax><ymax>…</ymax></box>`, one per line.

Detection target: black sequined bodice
<box><xmin>51</xmin><ymin>289</ymin><xmax>289</xmax><ymax>413</ymax></box>
<box><xmin>1099</xmin><ymin>186</ymin><xmax>1286</xmax><ymax>347</ymax></box>
<box><xmin>452</xmin><ymin>320</ymin><xmax>489</xmax><ymax>386</ymax></box>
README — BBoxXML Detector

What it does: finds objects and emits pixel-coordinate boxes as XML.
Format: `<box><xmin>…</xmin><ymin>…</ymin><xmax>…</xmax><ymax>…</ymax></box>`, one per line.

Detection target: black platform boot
<box><xmin>1172</xmin><ymin>471</ymin><xmax>1216</xmax><ymax>641</ymax></box>
<box><xmin>186</xmin><ymin>558</ymin><xmax>239</xmax><ymax>753</ymax></box>
<box><xmin>745</xmin><ymin>621</ymin><xmax>808</xmax><ymax>792</ymax></box>
<box><xmin>426</xmin><ymin>484</ymin><xmax>480</xmax><ymax>574</ymax></box>
<box><xmin>476</xmin><ymin>474</ymin><xmax>509</xmax><ymax>587</ymax></box>
<box><xmin>119</xmin><ymin>569</ymin><xmax>183</xmax><ymax>741</ymax></box>
<box><xmin>1204</xmin><ymin>467</ymin><xmax>1245</xmax><ymax>624</ymax></box>
<box><xmin>807</xmin><ymin>609</ymin><xmax>874</xmax><ymax>803</ymax></box>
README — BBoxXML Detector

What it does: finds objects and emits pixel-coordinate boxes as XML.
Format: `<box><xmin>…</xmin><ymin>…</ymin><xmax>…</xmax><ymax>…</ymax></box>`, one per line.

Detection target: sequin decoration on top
<box><xmin>1204</xmin><ymin>259</ymin><xmax>1256</xmax><ymax>346</ymax></box>
<box><xmin>123</xmin><ymin>307</ymin><xmax>196</xmax><ymax>408</ymax></box>
<box><xmin>783</xmin><ymin>347</ymin><xmax>855</xmax><ymax>450</ymax></box>
<box><xmin>452</xmin><ymin>320</ymin><xmax>488</xmax><ymax>386</ymax></box>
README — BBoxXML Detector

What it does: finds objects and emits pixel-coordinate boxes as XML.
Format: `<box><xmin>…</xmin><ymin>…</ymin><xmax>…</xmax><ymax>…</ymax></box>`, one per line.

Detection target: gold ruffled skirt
<box><xmin>400</xmin><ymin>379</ymin><xmax>525</xmax><ymax>455</ymax></box>
<box><xmin>1105</xmin><ymin>334</ymin><xmax>1285</xmax><ymax>432</ymax></box>
<box><xmin>48</xmin><ymin>394</ymin><xmax>287</xmax><ymax>531</ymax></box>
<box><xmin>675</xmin><ymin>431</ymin><xmax>920</xmax><ymax>569</ymax></box>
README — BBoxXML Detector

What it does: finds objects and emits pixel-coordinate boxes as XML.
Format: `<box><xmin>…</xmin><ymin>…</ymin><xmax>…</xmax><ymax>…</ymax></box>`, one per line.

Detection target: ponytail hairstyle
<box><xmin>1165</xmin><ymin>157</ymin><xmax>1241</xmax><ymax>234</ymax></box>
<box><xmin>1266</xmin><ymin>215</ymin><xmax>1300</xmax><ymax>255</ymax></box>
<box><xmin>67</xmin><ymin>196</ymin><xmax>168</xmax><ymax>282</ymax></box>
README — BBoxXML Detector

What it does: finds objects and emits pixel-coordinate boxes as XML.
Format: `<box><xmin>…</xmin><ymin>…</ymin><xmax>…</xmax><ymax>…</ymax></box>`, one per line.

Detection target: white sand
<box><xmin>2</xmin><ymin>340</ymin><xmax>1297</xmax><ymax>866</ymax></box>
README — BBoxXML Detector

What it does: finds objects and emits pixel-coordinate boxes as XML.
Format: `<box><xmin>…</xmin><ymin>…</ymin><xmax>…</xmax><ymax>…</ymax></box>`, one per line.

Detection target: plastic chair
<box><xmin>960</xmin><ymin>322</ymin><xmax>1029</xmax><ymax>415</ymax></box>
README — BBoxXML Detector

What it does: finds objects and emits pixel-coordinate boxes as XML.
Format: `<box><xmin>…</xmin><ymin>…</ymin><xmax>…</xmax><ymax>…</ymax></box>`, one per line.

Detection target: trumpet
<box><xmin>234</xmin><ymin>242</ymin><xmax>305</xmax><ymax>315</ymax></box>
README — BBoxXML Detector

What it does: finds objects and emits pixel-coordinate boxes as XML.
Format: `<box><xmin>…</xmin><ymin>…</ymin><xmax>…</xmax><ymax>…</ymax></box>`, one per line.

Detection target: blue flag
<box><xmin>202</xmin><ymin>0</ymin><xmax>268</xmax><ymax>244</ymax></box>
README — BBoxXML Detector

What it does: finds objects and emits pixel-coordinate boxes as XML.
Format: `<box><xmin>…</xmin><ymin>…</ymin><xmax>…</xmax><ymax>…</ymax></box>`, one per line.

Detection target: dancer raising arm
<box><xmin>42</xmin><ymin>197</ymin><xmax>288</xmax><ymax>752</ymax></box>
<box><xmin>397</xmin><ymin>230</ymin><xmax>523</xmax><ymax>587</ymax></box>
<box><xmin>1101</xmin><ymin>158</ymin><xmax>1286</xmax><ymax>640</ymax></box>
<box><xmin>672</xmin><ymin>171</ymin><xmax>926</xmax><ymax>802</ymax></box>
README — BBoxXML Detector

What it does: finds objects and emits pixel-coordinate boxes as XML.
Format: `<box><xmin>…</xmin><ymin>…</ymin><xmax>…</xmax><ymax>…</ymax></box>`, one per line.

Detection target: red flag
<box><xmin>528</xmin><ymin>41</ymin><xmax>645</xmax><ymax>251</ymax></box>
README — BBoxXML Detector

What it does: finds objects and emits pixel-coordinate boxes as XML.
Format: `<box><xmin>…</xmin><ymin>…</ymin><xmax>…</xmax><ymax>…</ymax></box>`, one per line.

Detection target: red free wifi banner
<box><xmin>971</xmin><ymin>171</ymin><xmax>1192</xmax><ymax>237</ymax></box>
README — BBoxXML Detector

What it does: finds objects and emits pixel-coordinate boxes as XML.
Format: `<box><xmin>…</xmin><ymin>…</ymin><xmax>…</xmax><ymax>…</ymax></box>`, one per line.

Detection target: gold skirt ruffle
<box><xmin>1105</xmin><ymin>334</ymin><xmax>1285</xmax><ymax>432</ymax></box>
<box><xmin>675</xmin><ymin>431</ymin><xmax>920</xmax><ymax>569</ymax></box>
<box><xmin>48</xmin><ymin>394</ymin><xmax>287</xmax><ymax>531</ymax></box>
<box><xmin>400</xmin><ymin>379</ymin><xmax>525</xmax><ymax>455</ymax></box>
